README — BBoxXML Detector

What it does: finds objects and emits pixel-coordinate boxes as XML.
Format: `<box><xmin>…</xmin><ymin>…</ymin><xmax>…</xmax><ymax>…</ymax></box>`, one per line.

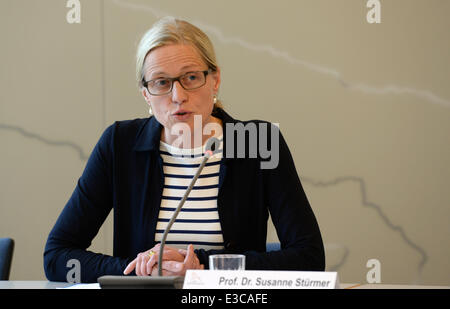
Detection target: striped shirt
<box><xmin>154</xmin><ymin>137</ymin><xmax>225</xmax><ymax>250</ymax></box>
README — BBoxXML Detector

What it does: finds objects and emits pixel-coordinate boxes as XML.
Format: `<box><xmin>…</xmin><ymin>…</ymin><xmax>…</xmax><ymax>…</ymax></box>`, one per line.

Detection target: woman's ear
<box><xmin>141</xmin><ymin>87</ymin><xmax>151</xmax><ymax>104</ymax></box>
<box><xmin>212</xmin><ymin>67</ymin><xmax>221</xmax><ymax>93</ymax></box>
<box><xmin>142</xmin><ymin>87</ymin><xmax>153</xmax><ymax>115</ymax></box>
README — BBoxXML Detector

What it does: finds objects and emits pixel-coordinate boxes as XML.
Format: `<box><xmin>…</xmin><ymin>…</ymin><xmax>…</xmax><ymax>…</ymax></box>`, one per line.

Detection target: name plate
<box><xmin>183</xmin><ymin>270</ymin><xmax>339</xmax><ymax>289</ymax></box>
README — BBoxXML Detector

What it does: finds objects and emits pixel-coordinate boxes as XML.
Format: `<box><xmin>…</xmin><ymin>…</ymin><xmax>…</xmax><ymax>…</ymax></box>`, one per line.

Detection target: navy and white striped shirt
<box><xmin>154</xmin><ymin>138</ymin><xmax>225</xmax><ymax>250</ymax></box>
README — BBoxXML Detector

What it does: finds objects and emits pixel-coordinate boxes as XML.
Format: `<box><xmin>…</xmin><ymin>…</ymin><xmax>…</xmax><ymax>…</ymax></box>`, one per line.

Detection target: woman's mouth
<box><xmin>172</xmin><ymin>110</ymin><xmax>192</xmax><ymax>120</ymax></box>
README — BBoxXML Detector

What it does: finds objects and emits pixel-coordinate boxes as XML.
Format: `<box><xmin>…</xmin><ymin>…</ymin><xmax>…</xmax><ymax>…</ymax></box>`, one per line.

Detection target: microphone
<box><xmin>157</xmin><ymin>136</ymin><xmax>220</xmax><ymax>276</ymax></box>
<box><xmin>98</xmin><ymin>137</ymin><xmax>221</xmax><ymax>289</ymax></box>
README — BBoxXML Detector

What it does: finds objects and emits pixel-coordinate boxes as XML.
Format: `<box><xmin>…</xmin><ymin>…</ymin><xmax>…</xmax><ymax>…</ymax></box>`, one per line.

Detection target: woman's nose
<box><xmin>171</xmin><ymin>80</ymin><xmax>188</xmax><ymax>104</ymax></box>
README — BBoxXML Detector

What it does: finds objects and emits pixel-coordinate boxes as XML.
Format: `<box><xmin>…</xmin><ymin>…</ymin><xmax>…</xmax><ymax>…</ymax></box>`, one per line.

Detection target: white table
<box><xmin>0</xmin><ymin>281</ymin><xmax>72</xmax><ymax>289</ymax></box>
<box><xmin>342</xmin><ymin>283</ymin><xmax>450</xmax><ymax>289</ymax></box>
<box><xmin>1</xmin><ymin>280</ymin><xmax>449</xmax><ymax>289</ymax></box>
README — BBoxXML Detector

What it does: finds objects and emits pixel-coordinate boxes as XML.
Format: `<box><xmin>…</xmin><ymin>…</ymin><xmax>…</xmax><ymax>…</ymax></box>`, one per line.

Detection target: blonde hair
<box><xmin>136</xmin><ymin>17</ymin><xmax>223</xmax><ymax>110</ymax></box>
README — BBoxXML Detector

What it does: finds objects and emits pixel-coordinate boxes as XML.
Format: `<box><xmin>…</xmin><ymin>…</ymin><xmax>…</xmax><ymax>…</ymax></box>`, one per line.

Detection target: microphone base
<box><xmin>98</xmin><ymin>275</ymin><xmax>184</xmax><ymax>289</ymax></box>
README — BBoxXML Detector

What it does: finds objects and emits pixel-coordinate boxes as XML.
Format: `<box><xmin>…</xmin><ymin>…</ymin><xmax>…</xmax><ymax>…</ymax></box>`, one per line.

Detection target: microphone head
<box><xmin>205</xmin><ymin>137</ymin><xmax>221</xmax><ymax>156</ymax></box>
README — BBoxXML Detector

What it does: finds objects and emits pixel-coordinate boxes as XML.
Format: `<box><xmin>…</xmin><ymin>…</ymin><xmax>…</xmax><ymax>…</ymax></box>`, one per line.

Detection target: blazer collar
<box><xmin>133</xmin><ymin>108</ymin><xmax>237</xmax><ymax>152</ymax></box>
<box><xmin>133</xmin><ymin>116</ymin><xmax>163</xmax><ymax>152</ymax></box>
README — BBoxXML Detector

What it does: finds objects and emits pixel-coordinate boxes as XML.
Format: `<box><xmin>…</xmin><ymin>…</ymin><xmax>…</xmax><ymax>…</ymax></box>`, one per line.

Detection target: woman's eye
<box><xmin>155</xmin><ymin>79</ymin><xmax>169</xmax><ymax>86</ymax></box>
<box><xmin>187</xmin><ymin>74</ymin><xmax>197</xmax><ymax>81</ymax></box>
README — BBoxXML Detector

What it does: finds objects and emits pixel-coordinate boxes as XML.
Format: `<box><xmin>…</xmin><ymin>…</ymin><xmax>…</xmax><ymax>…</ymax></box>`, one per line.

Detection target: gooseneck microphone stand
<box><xmin>157</xmin><ymin>142</ymin><xmax>217</xmax><ymax>276</ymax></box>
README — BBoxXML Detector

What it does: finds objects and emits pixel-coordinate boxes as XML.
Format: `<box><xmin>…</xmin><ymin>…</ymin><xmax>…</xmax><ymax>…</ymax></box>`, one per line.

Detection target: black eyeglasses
<box><xmin>143</xmin><ymin>69</ymin><xmax>212</xmax><ymax>96</ymax></box>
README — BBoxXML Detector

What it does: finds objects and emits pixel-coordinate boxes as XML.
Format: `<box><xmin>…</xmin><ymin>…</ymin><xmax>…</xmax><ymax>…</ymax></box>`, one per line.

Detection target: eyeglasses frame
<box><xmin>142</xmin><ymin>69</ymin><xmax>213</xmax><ymax>96</ymax></box>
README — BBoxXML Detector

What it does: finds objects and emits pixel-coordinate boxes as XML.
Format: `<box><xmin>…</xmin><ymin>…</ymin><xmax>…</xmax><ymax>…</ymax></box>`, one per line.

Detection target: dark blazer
<box><xmin>44</xmin><ymin>108</ymin><xmax>325</xmax><ymax>283</ymax></box>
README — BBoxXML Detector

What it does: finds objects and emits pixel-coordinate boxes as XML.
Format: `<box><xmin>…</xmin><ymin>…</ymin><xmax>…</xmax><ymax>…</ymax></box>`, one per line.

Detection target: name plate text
<box><xmin>183</xmin><ymin>270</ymin><xmax>339</xmax><ymax>289</ymax></box>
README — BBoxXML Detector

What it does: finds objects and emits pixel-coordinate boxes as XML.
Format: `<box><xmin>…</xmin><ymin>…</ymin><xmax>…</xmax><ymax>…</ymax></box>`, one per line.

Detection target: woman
<box><xmin>44</xmin><ymin>17</ymin><xmax>325</xmax><ymax>283</ymax></box>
